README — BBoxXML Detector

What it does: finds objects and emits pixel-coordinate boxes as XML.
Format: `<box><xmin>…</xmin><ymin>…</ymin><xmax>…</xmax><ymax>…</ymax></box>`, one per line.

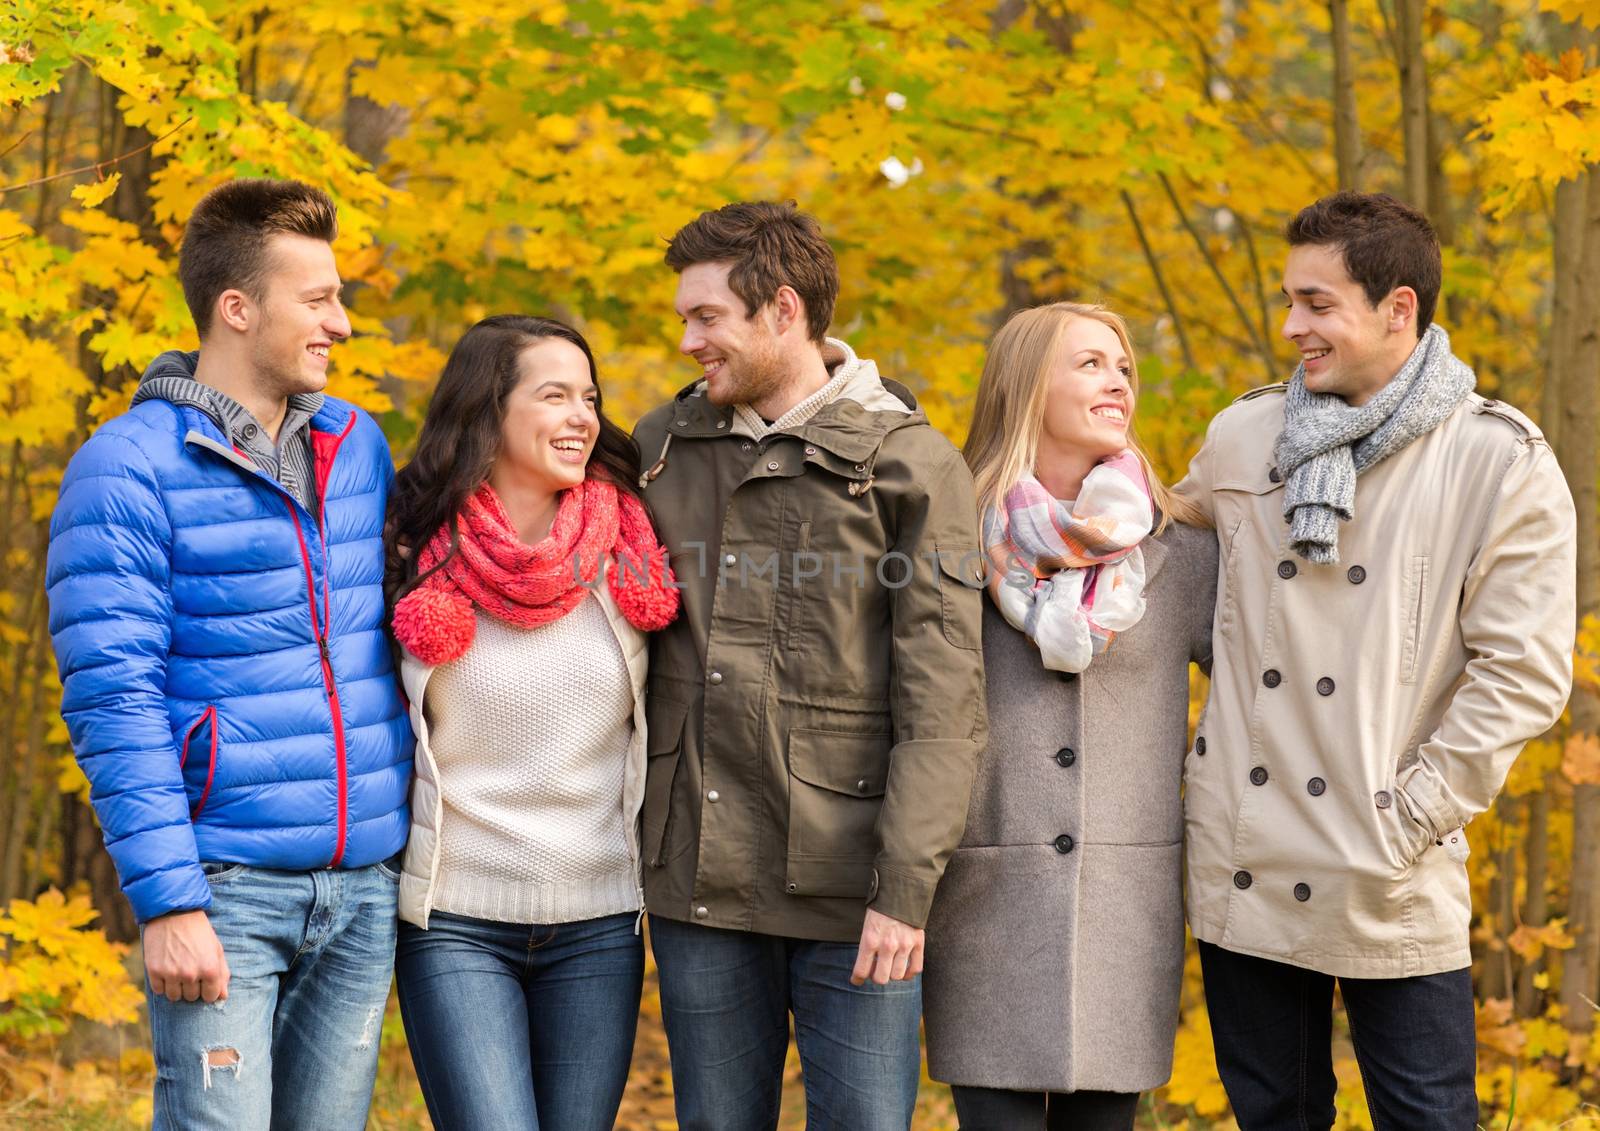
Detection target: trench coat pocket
<box><xmin>785</xmin><ymin>728</ymin><xmax>892</xmax><ymax>898</ymax></box>
<box><xmin>642</xmin><ymin>697</ymin><xmax>690</xmax><ymax>867</ymax></box>
<box><xmin>1380</xmin><ymin>782</ymin><xmax>1435</xmax><ymax>869</ymax></box>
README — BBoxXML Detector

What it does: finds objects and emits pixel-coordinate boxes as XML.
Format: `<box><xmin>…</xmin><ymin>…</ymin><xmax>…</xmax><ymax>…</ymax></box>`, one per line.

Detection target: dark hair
<box><xmin>664</xmin><ymin>200</ymin><xmax>838</xmax><ymax>344</ymax></box>
<box><xmin>179</xmin><ymin>178</ymin><xmax>339</xmax><ymax>337</ymax></box>
<box><xmin>384</xmin><ymin>315</ymin><xmax>644</xmax><ymax>606</ymax></box>
<box><xmin>1286</xmin><ymin>192</ymin><xmax>1441</xmax><ymax>338</ymax></box>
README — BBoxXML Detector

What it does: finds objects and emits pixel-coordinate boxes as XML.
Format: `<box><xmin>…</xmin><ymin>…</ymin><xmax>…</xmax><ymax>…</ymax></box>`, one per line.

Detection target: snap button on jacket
<box><xmin>1178</xmin><ymin>387</ymin><xmax>1576</xmax><ymax>978</ymax></box>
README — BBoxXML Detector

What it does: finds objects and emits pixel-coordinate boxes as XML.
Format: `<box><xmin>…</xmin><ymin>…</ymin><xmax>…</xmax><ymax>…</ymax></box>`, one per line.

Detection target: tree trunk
<box><xmin>1517</xmin><ymin>783</ymin><xmax>1551</xmax><ymax>1017</ymax></box>
<box><xmin>1395</xmin><ymin>0</ymin><xmax>1430</xmax><ymax>212</ymax></box>
<box><xmin>1481</xmin><ymin>797</ymin><xmax>1517</xmax><ymax>1001</ymax></box>
<box><xmin>1558</xmin><ymin>169</ymin><xmax>1600</xmax><ymax>1037</ymax></box>
<box><xmin>1544</xmin><ymin>173</ymin><xmax>1589</xmax><ymax>450</ymax></box>
<box><xmin>1329</xmin><ymin>0</ymin><xmax>1362</xmax><ymax>190</ymax></box>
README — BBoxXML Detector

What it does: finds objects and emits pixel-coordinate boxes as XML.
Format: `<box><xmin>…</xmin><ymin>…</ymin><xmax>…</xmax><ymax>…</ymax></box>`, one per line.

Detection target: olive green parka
<box><xmin>634</xmin><ymin>339</ymin><xmax>987</xmax><ymax>942</ymax></box>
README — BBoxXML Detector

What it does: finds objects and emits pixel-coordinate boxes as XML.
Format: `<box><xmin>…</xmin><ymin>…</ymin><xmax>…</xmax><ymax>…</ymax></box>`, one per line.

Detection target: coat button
<box><xmin>855</xmin><ymin>464</ymin><xmax>867</xmax><ymax>473</ymax></box>
<box><xmin>1263</xmin><ymin>669</ymin><xmax>1282</xmax><ymax>688</ymax></box>
<box><xmin>1233</xmin><ymin>870</ymin><xmax>1253</xmax><ymax>889</ymax></box>
<box><xmin>1375</xmin><ymin>790</ymin><xmax>1393</xmax><ymax>809</ymax></box>
<box><xmin>1317</xmin><ymin>677</ymin><xmax>1336</xmax><ymax>696</ymax></box>
<box><xmin>856</xmin><ymin>779</ymin><xmax>870</xmax><ymax>793</ymax></box>
<box><xmin>694</xmin><ymin>905</ymin><xmax>709</xmax><ymax>919</ymax></box>
<box><xmin>767</xmin><ymin>461</ymin><xmax>780</xmax><ymax>471</ymax></box>
<box><xmin>706</xmin><ymin>790</ymin><xmax>720</xmax><ymax>803</ymax></box>
<box><xmin>786</xmin><ymin>882</ymin><xmax>798</xmax><ymax>893</ymax></box>
<box><xmin>1195</xmin><ymin>736</ymin><xmax>1206</xmax><ymax>756</ymax></box>
<box><xmin>1056</xmin><ymin>747</ymin><xmax>1076</xmax><ymax>767</ymax></box>
<box><xmin>676</xmin><ymin>420</ymin><xmax>687</xmax><ymax>427</ymax></box>
<box><xmin>741</xmin><ymin>442</ymin><xmax>753</xmax><ymax>452</ymax></box>
<box><xmin>708</xmin><ymin>671</ymin><xmax>723</xmax><ymax>685</ymax></box>
<box><xmin>716</xmin><ymin>420</ymin><xmax>727</xmax><ymax>429</ymax></box>
<box><xmin>1054</xmin><ymin>834</ymin><xmax>1075</xmax><ymax>854</ymax></box>
<box><xmin>1347</xmin><ymin>565</ymin><xmax>1367</xmax><ymax>584</ymax></box>
<box><xmin>1250</xmin><ymin>766</ymin><xmax>1269</xmax><ymax>786</ymax></box>
<box><xmin>1294</xmin><ymin>882</ymin><xmax>1312</xmax><ymax>902</ymax></box>
<box><xmin>1307</xmin><ymin>777</ymin><xmax>1326</xmax><ymax>796</ymax></box>
<box><xmin>1268</xmin><ymin>466</ymin><xmax>1282</xmax><ymax>483</ymax></box>
<box><xmin>805</xmin><ymin>446</ymin><xmax>817</xmax><ymax>455</ymax></box>
<box><xmin>723</xmin><ymin>553</ymin><xmax>737</xmax><ymax>567</ymax></box>
<box><xmin>1277</xmin><ymin>560</ymin><xmax>1297</xmax><ymax>579</ymax></box>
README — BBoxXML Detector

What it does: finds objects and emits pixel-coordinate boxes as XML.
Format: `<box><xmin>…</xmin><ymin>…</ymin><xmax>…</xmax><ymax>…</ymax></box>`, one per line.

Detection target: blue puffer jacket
<box><xmin>47</xmin><ymin>393</ymin><xmax>413</xmax><ymax>924</ymax></box>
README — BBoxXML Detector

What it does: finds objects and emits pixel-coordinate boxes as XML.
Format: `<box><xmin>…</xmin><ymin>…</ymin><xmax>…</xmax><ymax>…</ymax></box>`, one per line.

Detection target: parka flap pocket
<box><xmin>788</xmin><ymin>729</ymin><xmax>891</xmax><ymax>797</ymax></box>
<box><xmin>646</xmin><ymin>696</ymin><xmax>689</xmax><ymax>756</ymax></box>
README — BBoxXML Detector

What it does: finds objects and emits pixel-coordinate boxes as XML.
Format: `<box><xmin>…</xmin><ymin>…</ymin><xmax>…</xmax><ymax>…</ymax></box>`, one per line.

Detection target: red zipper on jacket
<box><xmin>278</xmin><ymin>412</ymin><xmax>358</xmax><ymax>866</ymax></box>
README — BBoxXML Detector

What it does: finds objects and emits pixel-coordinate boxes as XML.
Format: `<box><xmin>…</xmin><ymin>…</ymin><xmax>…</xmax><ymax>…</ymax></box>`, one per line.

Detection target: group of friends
<box><xmin>46</xmin><ymin>180</ymin><xmax>1577</xmax><ymax>1131</ymax></box>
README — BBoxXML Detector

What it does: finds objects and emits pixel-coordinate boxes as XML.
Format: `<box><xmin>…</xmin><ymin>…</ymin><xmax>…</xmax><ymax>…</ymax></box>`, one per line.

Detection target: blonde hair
<box><xmin>963</xmin><ymin>302</ymin><xmax>1210</xmax><ymax>532</ymax></box>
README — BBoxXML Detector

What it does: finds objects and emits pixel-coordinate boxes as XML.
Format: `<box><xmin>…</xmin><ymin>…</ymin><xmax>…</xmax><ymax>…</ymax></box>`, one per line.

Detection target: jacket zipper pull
<box><xmin>318</xmin><ymin>637</ymin><xmax>331</xmax><ymax>664</ymax></box>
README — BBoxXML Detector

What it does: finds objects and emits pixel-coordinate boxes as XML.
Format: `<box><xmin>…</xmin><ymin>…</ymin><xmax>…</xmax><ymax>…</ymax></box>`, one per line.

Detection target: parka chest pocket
<box><xmin>641</xmin><ymin>696</ymin><xmax>690</xmax><ymax>867</ymax></box>
<box><xmin>785</xmin><ymin>728</ymin><xmax>891</xmax><ymax>899</ymax></box>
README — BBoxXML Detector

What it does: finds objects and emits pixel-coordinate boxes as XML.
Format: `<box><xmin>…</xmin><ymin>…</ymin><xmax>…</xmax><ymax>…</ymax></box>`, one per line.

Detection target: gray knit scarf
<box><xmin>1275</xmin><ymin>323</ymin><xmax>1474</xmax><ymax>564</ymax></box>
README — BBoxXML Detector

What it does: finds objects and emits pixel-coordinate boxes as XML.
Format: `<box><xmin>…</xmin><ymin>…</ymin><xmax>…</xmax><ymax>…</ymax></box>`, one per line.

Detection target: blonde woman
<box><xmin>923</xmin><ymin>303</ymin><xmax>1217</xmax><ymax>1131</ymax></box>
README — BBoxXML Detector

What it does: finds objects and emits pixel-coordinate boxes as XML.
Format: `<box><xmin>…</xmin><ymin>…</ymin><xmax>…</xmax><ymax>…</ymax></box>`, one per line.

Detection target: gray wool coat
<box><xmin>923</xmin><ymin>521</ymin><xmax>1218</xmax><ymax>1094</ymax></box>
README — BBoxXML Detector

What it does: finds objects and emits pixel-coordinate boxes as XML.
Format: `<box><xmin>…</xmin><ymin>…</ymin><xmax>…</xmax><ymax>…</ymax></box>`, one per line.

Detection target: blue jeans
<box><xmin>1198</xmin><ymin>941</ymin><xmax>1478</xmax><ymax>1131</ymax></box>
<box><xmin>395</xmin><ymin>909</ymin><xmax>643</xmax><ymax>1131</ymax></box>
<box><xmin>649</xmin><ymin>916</ymin><xmax>922</xmax><ymax>1131</ymax></box>
<box><xmin>147</xmin><ymin>860</ymin><xmax>399</xmax><ymax>1131</ymax></box>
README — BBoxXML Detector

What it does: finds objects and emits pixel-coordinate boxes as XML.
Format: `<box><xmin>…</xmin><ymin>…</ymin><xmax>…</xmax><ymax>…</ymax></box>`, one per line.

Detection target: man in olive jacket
<box><xmin>1179</xmin><ymin>193</ymin><xmax>1576</xmax><ymax>1130</ymax></box>
<box><xmin>635</xmin><ymin>201</ymin><xmax>986</xmax><ymax>1130</ymax></box>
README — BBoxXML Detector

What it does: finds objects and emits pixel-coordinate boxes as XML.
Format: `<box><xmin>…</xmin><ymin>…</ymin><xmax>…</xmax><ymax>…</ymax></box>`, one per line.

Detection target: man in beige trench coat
<box><xmin>1178</xmin><ymin>192</ymin><xmax>1576</xmax><ymax>1131</ymax></box>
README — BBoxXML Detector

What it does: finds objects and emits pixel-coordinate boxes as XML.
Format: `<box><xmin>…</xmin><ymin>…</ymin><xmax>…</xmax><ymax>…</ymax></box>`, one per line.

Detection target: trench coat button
<box><xmin>1347</xmin><ymin>565</ymin><xmax>1367</xmax><ymax>584</ymax></box>
<box><xmin>1054</xmin><ymin>834</ymin><xmax>1075</xmax><ymax>854</ymax></box>
<box><xmin>767</xmin><ymin>461</ymin><xmax>780</xmax><ymax>471</ymax></box>
<box><xmin>855</xmin><ymin>463</ymin><xmax>867</xmax><ymax>472</ymax></box>
<box><xmin>1375</xmin><ymin>790</ymin><xmax>1393</xmax><ymax>809</ymax></box>
<box><xmin>805</xmin><ymin>445</ymin><xmax>817</xmax><ymax>455</ymax></box>
<box><xmin>706</xmin><ymin>790</ymin><xmax>720</xmax><ymax>803</ymax></box>
<box><xmin>741</xmin><ymin>442</ymin><xmax>753</xmax><ymax>452</ymax></box>
<box><xmin>1250</xmin><ymin>766</ymin><xmax>1269</xmax><ymax>786</ymax></box>
<box><xmin>694</xmin><ymin>905</ymin><xmax>709</xmax><ymax>919</ymax></box>
<box><xmin>1307</xmin><ymin>777</ymin><xmax>1326</xmax><ymax>796</ymax></box>
<box><xmin>856</xmin><ymin>779</ymin><xmax>870</xmax><ymax>793</ymax></box>
<box><xmin>676</xmin><ymin>420</ymin><xmax>687</xmax><ymax>427</ymax></box>
<box><xmin>723</xmin><ymin>553</ymin><xmax>737</xmax><ymax>567</ymax></box>
<box><xmin>1277</xmin><ymin>560</ymin><xmax>1297</xmax><ymax>580</ymax></box>
<box><xmin>1056</xmin><ymin>747</ymin><xmax>1076</xmax><ymax>767</ymax></box>
<box><xmin>716</xmin><ymin>420</ymin><xmax>726</xmax><ymax>429</ymax></box>
<box><xmin>1268</xmin><ymin>466</ymin><xmax>1282</xmax><ymax>483</ymax></box>
<box><xmin>1263</xmin><ymin>669</ymin><xmax>1282</xmax><ymax>688</ymax></box>
<box><xmin>708</xmin><ymin>671</ymin><xmax>723</xmax><ymax>685</ymax></box>
<box><xmin>1294</xmin><ymin>882</ymin><xmax>1312</xmax><ymax>902</ymax></box>
<box><xmin>1233</xmin><ymin>870</ymin><xmax>1253</xmax><ymax>889</ymax></box>
<box><xmin>1195</xmin><ymin>737</ymin><xmax>1207</xmax><ymax>755</ymax></box>
<box><xmin>786</xmin><ymin>882</ymin><xmax>798</xmax><ymax>893</ymax></box>
<box><xmin>1317</xmin><ymin>677</ymin><xmax>1336</xmax><ymax>696</ymax></box>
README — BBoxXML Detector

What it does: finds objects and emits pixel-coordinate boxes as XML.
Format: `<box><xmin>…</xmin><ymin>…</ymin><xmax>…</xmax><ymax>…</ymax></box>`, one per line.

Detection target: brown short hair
<box><xmin>180</xmin><ymin>178</ymin><xmax>339</xmax><ymax>337</ymax></box>
<box><xmin>1286</xmin><ymin>192</ymin><xmax>1441</xmax><ymax>338</ymax></box>
<box><xmin>664</xmin><ymin>201</ymin><xmax>837</xmax><ymax>344</ymax></box>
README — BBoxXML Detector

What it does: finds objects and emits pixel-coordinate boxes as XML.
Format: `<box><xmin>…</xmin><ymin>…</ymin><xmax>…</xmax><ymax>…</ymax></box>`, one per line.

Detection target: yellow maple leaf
<box><xmin>69</xmin><ymin>171</ymin><xmax>122</xmax><ymax>209</ymax></box>
<box><xmin>1563</xmin><ymin>732</ymin><xmax>1600</xmax><ymax>785</ymax></box>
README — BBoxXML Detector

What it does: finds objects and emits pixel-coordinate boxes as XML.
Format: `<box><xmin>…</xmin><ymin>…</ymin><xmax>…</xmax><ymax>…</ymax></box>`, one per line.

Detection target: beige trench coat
<box><xmin>1178</xmin><ymin>385</ymin><xmax>1575</xmax><ymax>978</ymax></box>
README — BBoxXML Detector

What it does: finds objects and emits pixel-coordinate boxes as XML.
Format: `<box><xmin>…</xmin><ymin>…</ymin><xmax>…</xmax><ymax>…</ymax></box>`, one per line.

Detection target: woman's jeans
<box><xmin>146</xmin><ymin>860</ymin><xmax>400</xmax><ymax>1131</ymax></box>
<box><xmin>950</xmin><ymin>1085</ymin><xmax>1140</xmax><ymax>1131</ymax></box>
<box><xmin>1198</xmin><ymin>941</ymin><xmax>1478</xmax><ymax>1131</ymax></box>
<box><xmin>395</xmin><ymin>909</ymin><xmax>643</xmax><ymax>1131</ymax></box>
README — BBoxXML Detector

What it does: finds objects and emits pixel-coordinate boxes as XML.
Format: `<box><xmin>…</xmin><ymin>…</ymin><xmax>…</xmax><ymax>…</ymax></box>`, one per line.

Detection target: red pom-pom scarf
<box><xmin>392</xmin><ymin>479</ymin><xmax>679</xmax><ymax>665</ymax></box>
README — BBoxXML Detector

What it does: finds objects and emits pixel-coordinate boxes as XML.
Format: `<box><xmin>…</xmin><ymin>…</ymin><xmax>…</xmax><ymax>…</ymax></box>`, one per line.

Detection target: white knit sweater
<box><xmin>421</xmin><ymin>596</ymin><xmax>639</xmax><ymax>924</ymax></box>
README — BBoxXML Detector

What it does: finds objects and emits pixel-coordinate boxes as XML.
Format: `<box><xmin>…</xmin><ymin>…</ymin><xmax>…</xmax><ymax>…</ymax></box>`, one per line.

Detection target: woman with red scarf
<box><xmin>384</xmin><ymin>316</ymin><xmax>677</xmax><ymax>1131</ymax></box>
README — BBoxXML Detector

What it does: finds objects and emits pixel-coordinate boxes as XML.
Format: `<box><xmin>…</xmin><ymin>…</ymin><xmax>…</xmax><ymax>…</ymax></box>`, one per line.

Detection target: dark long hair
<box><xmin>385</xmin><ymin>315</ymin><xmax>644</xmax><ymax>607</ymax></box>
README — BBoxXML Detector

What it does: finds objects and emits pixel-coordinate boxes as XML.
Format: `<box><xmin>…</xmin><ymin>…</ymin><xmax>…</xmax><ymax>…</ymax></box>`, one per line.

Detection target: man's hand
<box><xmin>850</xmin><ymin>908</ymin><xmax>924</xmax><ymax>986</ymax></box>
<box><xmin>143</xmin><ymin>909</ymin><xmax>229</xmax><ymax>1003</ymax></box>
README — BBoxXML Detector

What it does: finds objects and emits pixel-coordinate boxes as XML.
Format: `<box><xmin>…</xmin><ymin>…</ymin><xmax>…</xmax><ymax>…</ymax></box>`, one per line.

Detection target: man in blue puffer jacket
<box><xmin>47</xmin><ymin>179</ymin><xmax>413</xmax><ymax>1130</ymax></box>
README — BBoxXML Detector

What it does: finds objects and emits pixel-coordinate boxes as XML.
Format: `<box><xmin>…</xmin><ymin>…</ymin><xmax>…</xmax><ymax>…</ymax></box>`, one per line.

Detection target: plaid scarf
<box><xmin>392</xmin><ymin>479</ymin><xmax>679</xmax><ymax>665</ymax></box>
<box><xmin>982</xmin><ymin>451</ymin><xmax>1153</xmax><ymax>673</ymax></box>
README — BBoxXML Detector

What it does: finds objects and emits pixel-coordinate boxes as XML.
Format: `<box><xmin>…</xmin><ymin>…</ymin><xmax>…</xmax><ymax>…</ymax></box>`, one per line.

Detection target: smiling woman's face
<box><xmin>494</xmin><ymin>337</ymin><xmax>599</xmax><ymax>496</ymax></box>
<box><xmin>1038</xmin><ymin>316</ymin><xmax>1134</xmax><ymax>467</ymax></box>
